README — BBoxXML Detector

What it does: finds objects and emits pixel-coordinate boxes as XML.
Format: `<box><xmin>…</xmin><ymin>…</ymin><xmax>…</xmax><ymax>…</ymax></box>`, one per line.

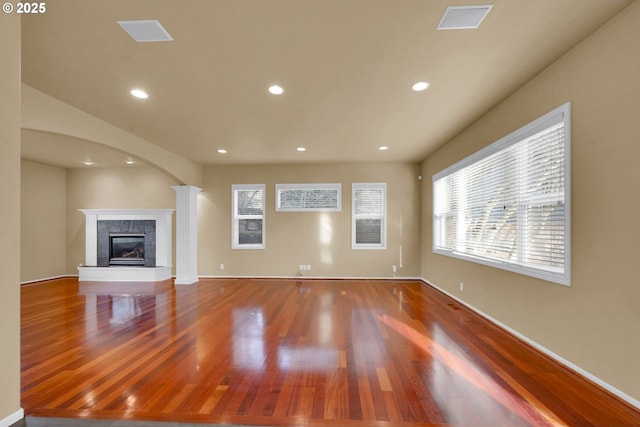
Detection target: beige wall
<box><xmin>0</xmin><ymin>12</ymin><xmax>22</xmax><ymax>422</ymax></box>
<box><xmin>21</xmin><ymin>160</ymin><xmax>67</xmax><ymax>282</ymax></box>
<box><xmin>39</xmin><ymin>160</ymin><xmax>421</xmax><ymax>279</ymax></box>
<box><xmin>200</xmin><ymin>163</ymin><xmax>421</xmax><ymax>278</ymax></box>
<box><xmin>66</xmin><ymin>167</ymin><xmax>179</xmax><ymax>273</ymax></box>
<box><xmin>60</xmin><ymin>162</ymin><xmax>422</xmax><ymax>278</ymax></box>
<box><xmin>421</xmin><ymin>2</ymin><xmax>640</xmax><ymax>401</ymax></box>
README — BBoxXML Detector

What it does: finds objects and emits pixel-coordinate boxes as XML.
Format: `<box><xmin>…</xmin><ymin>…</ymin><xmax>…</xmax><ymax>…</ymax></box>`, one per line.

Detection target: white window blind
<box><xmin>352</xmin><ymin>183</ymin><xmax>387</xmax><ymax>249</ymax></box>
<box><xmin>433</xmin><ymin>102</ymin><xmax>571</xmax><ymax>285</ymax></box>
<box><xmin>276</xmin><ymin>183</ymin><xmax>341</xmax><ymax>211</ymax></box>
<box><xmin>232</xmin><ymin>184</ymin><xmax>265</xmax><ymax>249</ymax></box>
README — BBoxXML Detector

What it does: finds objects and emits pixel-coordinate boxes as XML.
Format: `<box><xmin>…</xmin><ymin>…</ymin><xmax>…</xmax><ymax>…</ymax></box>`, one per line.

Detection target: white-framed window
<box><xmin>433</xmin><ymin>102</ymin><xmax>571</xmax><ymax>285</ymax></box>
<box><xmin>352</xmin><ymin>183</ymin><xmax>387</xmax><ymax>249</ymax></box>
<box><xmin>276</xmin><ymin>183</ymin><xmax>341</xmax><ymax>212</ymax></box>
<box><xmin>232</xmin><ymin>184</ymin><xmax>265</xmax><ymax>249</ymax></box>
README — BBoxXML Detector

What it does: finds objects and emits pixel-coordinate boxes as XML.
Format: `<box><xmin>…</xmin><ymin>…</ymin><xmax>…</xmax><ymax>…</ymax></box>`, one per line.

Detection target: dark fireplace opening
<box><xmin>109</xmin><ymin>234</ymin><xmax>145</xmax><ymax>266</ymax></box>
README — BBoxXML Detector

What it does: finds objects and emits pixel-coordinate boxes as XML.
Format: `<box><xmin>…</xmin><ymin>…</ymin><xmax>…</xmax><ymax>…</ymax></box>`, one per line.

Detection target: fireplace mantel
<box><xmin>78</xmin><ymin>209</ymin><xmax>174</xmax><ymax>282</ymax></box>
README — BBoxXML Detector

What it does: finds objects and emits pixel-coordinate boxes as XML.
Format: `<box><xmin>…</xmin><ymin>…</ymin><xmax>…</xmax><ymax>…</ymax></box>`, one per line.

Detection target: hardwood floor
<box><xmin>21</xmin><ymin>277</ymin><xmax>640</xmax><ymax>427</ymax></box>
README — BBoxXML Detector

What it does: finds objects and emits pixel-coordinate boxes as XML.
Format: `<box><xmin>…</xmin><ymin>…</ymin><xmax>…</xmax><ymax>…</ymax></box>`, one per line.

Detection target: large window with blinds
<box><xmin>352</xmin><ymin>183</ymin><xmax>387</xmax><ymax>249</ymax></box>
<box><xmin>276</xmin><ymin>183</ymin><xmax>341</xmax><ymax>211</ymax></box>
<box><xmin>433</xmin><ymin>102</ymin><xmax>571</xmax><ymax>285</ymax></box>
<box><xmin>232</xmin><ymin>184</ymin><xmax>265</xmax><ymax>249</ymax></box>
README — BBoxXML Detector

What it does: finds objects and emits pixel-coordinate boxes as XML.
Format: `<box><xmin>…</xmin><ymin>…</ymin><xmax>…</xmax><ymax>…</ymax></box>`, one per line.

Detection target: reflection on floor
<box><xmin>21</xmin><ymin>278</ymin><xmax>640</xmax><ymax>426</ymax></box>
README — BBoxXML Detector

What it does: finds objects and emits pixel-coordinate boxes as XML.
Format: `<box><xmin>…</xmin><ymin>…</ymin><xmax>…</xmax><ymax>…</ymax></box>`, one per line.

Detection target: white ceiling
<box><xmin>20</xmin><ymin>0</ymin><xmax>634</xmax><ymax>169</ymax></box>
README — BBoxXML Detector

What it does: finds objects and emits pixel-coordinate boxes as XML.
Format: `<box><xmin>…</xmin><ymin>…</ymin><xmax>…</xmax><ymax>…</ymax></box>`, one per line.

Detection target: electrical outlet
<box><xmin>299</xmin><ymin>264</ymin><xmax>306</xmax><ymax>271</ymax></box>
<box><xmin>392</xmin><ymin>265</ymin><xmax>397</xmax><ymax>273</ymax></box>
<box><xmin>306</xmin><ymin>264</ymin><xmax>311</xmax><ymax>271</ymax></box>
<box><xmin>460</xmin><ymin>282</ymin><xmax>464</xmax><ymax>291</ymax></box>
<box><xmin>219</xmin><ymin>263</ymin><xmax>225</xmax><ymax>270</ymax></box>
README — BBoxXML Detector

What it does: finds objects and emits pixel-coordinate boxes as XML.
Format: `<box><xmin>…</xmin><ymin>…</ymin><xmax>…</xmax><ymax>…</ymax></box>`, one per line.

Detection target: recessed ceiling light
<box><xmin>296</xmin><ymin>147</ymin><xmax>306</xmax><ymax>152</ymax></box>
<box><xmin>412</xmin><ymin>81</ymin><xmax>430</xmax><ymax>92</ymax></box>
<box><xmin>268</xmin><ymin>85</ymin><xmax>284</xmax><ymax>95</ymax></box>
<box><xmin>83</xmin><ymin>160</ymin><xmax>94</xmax><ymax>166</ymax></box>
<box><xmin>379</xmin><ymin>146</ymin><xmax>389</xmax><ymax>151</ymax></box>
<box><xmin>130</xmin><ymin>88</ymin><xmax>149</xmax><ymax>99</ymax></box>
<box><xmin>126</xmin><ymin>159</ymin><xmax>135</xmax><ymax>165</ymax></box>
<box><xmin>217</xmin><ymin>149</ymin><xmax>228</xmax><ymax>154</ymax></box>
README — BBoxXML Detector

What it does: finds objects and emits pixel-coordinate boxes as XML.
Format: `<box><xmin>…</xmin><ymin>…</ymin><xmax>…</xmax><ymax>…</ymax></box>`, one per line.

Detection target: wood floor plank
<box><xmin>21</xmin><ymin>277</ymin><xmax>640</xmax><ymax>426</ymax></box>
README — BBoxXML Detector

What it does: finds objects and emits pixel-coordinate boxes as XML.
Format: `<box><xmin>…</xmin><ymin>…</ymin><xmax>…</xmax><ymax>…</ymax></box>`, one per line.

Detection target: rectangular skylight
<box><xmin>117</xmin><ymin>20</ymin><xmax>173</xmax><ymax>42</ymax></box>
<box><xmin>437</xmin><ymin>5</ymin><xmax>493</xmax><ymax>30</ymax></box>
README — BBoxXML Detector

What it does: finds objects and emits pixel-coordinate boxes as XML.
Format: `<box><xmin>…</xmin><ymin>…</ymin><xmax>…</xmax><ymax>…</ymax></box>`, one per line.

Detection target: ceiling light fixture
<box><xmin>217</xmin><ymin>149</ymin><xmax>228</xmax><ymax>154</ymax></box>
<box><xmin>379</xmin><ymin>146</ymin><xmax>389</xmax><ymax>151</ymax></box>
<box><xmin>296</xmin><ymin>147</ymin><xmax>306</xmax><ymax>152</ymax></box>
<box><xmin>83</xmin><ymin>160</ymin><xmax>94</xmax><ymax>166</ymax></box>
<box><xmin>268</xmin><ymin>85</ymin><xmax>284</xmax><ymax>95</ymax></box>
<box><xmin>412</xmin><ymin>81</ymin><xmax>430</xmax><ymax>92</ymax></box>
<box><xmin>130</xmin><ymin>88</ymin><xmax>149</xmax><ymax>99</ymax></box>
<box><xmin>126</xmin><ymin>159</ymin><xmax>135</xmax><ymax>165</ymax></box>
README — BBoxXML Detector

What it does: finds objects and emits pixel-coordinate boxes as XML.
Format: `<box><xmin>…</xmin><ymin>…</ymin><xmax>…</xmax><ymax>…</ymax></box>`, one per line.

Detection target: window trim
<box><xmin>432</xmin><ymin>102</ymin><xmax>571</xmax><ymax>286</ymax></box>
<box><xmin>352</xmin><ymin>182</ymin><xmax>387</xmax><ymax>250</ymax></box>
<box><xmin>232</xmin><ymin>184</ymin><xmax>266</xmax><ymax>250</ymax></box>
<box><xmin>275</xmin><ymin>183</ymin><xmax>342</xmax><ymax>212</ymax></box>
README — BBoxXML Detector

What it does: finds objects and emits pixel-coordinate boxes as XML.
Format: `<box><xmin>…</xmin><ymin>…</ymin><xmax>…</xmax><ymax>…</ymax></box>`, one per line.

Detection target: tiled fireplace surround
<box><xmin>96</xmin><ymin>219</ymin><xmax>156</xmax><ymax>267</ymax></box>
<box><xmin>78</xmin><ymin>209</ymin><xmax>174</xmax><ymax>282</ymax></box>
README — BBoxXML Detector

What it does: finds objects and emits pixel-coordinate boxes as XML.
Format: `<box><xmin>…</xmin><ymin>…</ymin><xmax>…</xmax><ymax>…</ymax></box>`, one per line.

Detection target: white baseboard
<box><xmin>421</xmin><ymin>277</ymin><xmax>640</xmax><ymax>411</ymax></box>
<box><xmin>23</xmin><ymin>275</ymin><xmax>422</xmax><ymax>283</ymax></box>
<box><xmin>197</xmin><ymin>275</ymin><xmax>422</xmax><ymax>281</ymax></box>
<box><xmin>174</xmin><ymin>276</ymin><xmax>199</xmax><ymax>285</ymax></box>
<box><xmin>0</xmin><ymin>408</ymin><xmax>23</xmax><ymax>427</ymax></box>
<box><xmin>20</xmin><ymin>275</ymin><xmax>71</xmax><ymax>285</ymax></box>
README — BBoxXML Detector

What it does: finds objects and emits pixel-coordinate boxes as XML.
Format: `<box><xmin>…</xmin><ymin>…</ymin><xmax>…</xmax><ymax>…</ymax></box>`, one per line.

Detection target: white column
<box><xmin>80</xmin><ymin>211</ymin><xmax>98</xmax><ymax>266</ymax></box>
<box><xmin>155</xmin><ymin>211</ymin><xmax>174</xmax><ymax>267</ymax></box>
<box><xmin>172</xmin><ymin>186</ymin><xmax>202</xmax><ymax>285</ymax></box>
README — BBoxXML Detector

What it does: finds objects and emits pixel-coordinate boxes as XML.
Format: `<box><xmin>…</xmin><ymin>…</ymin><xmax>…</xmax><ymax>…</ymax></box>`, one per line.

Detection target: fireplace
<box><xmin>95</xmin><ymin>219</ymin><xmax>157</xmax><ymax>267</ymax></box>
<box><xmin>109</xmin><ymin>233</ymin><xmax>146</xmax><ymax>266</ymax></box>
<box><xmin>78</xmin><ymin>209</ymin><xmax>174</xmax><ymax>282</ymax></box>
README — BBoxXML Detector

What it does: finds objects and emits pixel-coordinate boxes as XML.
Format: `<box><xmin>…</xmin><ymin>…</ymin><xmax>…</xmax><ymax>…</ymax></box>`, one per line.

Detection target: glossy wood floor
<box><xmin>21</xmin><ymin>278</ymin><xmax>640</xmax><ymax>427</ymax></box>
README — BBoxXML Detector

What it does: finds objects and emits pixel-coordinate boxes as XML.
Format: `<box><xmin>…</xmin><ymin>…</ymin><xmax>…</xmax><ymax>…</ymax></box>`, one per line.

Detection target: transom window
<box><xmin>433</xmin><ymin>102</ymin><xmax>571</xmax><ymax>285</ymax></box>
<box><xmin>276</xmin><ymin>183</ymin><xmax>341</xmax><ymax>212</ymax></box>
<box><xmin>232</xmin><ymin>184</ymin><xmax>265</xmax><ymax>249</ymax></box>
